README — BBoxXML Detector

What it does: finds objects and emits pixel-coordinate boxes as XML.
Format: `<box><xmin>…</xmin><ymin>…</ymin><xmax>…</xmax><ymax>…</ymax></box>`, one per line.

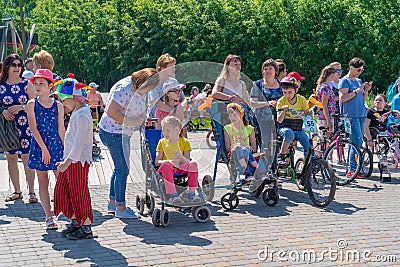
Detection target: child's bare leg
<box><xmin>37</xmin><ymin>171</ymin><xmax>52</xmax><ymax>218</ymax></box>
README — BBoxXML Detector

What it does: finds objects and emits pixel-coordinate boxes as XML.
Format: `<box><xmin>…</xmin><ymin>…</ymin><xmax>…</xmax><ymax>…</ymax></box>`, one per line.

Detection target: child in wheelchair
<box><xmin>155</xmin><ymin>116</ymin><xmax>201</xmax><ymax>205</ymax></box>
<box><xmin>276</xmin><ymin>76</ymin><xmax>311</xmax><ymax>166</ymax></box>
<box><xmin>223</xmin><ymin>103</ymin><xmax>266</xmax><ymax>182</ymax></box>
<box><xmin>364</xmin><ymin>94</ymin><xmax>389</xmax><ymax>147</ymax></box>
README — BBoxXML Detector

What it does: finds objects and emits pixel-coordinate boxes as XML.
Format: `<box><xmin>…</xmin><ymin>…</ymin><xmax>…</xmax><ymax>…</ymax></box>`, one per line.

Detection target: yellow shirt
<box><xmin>276</xmin><ymin>94</ymin><xmax>308</xmax><ymax>120</ymax></box>
<box><xmin>156</xmin><ymin>137</ymin><xmax>191</xmax><ymax>160</ymax></box>
<box><xmin>276</xmin><ymin>94</ymin><xmax>308</xmax><ymax>131</ymax></box>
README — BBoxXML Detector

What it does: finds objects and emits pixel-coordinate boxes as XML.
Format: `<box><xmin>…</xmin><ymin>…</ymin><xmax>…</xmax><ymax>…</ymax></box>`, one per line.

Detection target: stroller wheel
<box><xmin>263</xmin><ymin>189</ymin><xmax>279</xmax><ymax>206</ymax></box>
<box><xmin>136</xmin><ymin>195</ymin><xmax>145</xmax><ymax>215</ymax></box>
<box><xmin>221</xmin><ymin>193</ymin><xmax>239</xmax><ymax>210</ymax></box>
<box><xmin>201</xmin><ymin>175</ymin><xmax>214</xmax><ymax>201</ymax></box>
<box><xmin>146</xmin><ymin>195</ymin><xmax>155</xmax><ymax>214</ymax></box>
<box><xmin>92</xmin><ymin>145</ymin><xmax>101</xmax><ymax>157</ymax></box>
<box><xmin>152</xmin><ymin>208</ymin><xmax>161</xmax><ymax>227</ymax></box>
<box><xmin>192</xmin><ymin>206</ymin><xmax>211</xmax><ymax>223</ymax></box>
<box><xmin>160</xmin><ymin>209</ymin><xmax>170</xmax><ymax>227</ymax></box>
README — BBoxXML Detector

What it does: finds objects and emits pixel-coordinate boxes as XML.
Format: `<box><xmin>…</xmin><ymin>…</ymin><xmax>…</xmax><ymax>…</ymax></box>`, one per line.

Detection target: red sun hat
<box><xmin>287</xmin><ymin>71</ymin><xmax>305</xmax><ymax>81</ymax></box>
<box><xmin>30</xmin><ymin>69</ymin><xmax>55</xmax><ymax>84</ymax></box>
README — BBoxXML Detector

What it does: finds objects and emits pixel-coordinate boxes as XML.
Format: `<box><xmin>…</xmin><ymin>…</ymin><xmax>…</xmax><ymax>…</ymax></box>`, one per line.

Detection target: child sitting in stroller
<box><xmin>155</xmin><ymin>116</ymin><xmax>201</xmax><ymax>205</ymax></box>
<box><xmin>223</xmin><ymin>103</ymin><xmax>266</xmax><ymax>182</ymax></box>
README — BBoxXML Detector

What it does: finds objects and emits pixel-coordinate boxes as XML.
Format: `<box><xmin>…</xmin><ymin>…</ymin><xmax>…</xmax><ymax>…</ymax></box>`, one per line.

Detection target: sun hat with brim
<box><xmin>162</xmin><ymin>78</ymin><xmax>186</xmax><ymax>93</ymax></box>
<box><xmin>30</xmin><ymin>69</ymin><xmax>55</xmax><ymax>84</ymax></box>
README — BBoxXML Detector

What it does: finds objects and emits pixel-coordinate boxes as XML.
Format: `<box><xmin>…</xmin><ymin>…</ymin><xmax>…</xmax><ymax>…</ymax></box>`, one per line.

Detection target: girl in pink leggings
<box><xmin>155</xmin><ymin>116</ymin><xmax>200</xmax><ymax>205</ymax></box>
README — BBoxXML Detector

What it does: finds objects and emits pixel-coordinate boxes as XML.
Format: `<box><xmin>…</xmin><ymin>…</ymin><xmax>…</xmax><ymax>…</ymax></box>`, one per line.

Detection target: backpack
<box><xmin>387</xmin><ymin>78</ymin><xmax>400</xmax><ymax>104</ymax></box>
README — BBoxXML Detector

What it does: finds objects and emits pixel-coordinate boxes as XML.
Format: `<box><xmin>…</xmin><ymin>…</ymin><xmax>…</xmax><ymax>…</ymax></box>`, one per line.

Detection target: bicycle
<box><xmin>316</xmin><ymin>114</ymin><xmax>364</xmax><ymax>186</ymax></box>
<box><xmin>254</xmin><ymin>108</ymin><xmax>336</xmax><ymax>207</ymax></box>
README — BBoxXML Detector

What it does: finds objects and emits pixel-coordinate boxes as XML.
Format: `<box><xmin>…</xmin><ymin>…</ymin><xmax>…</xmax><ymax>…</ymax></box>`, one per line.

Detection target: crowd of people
<box><xmin>1</xmin><ymin>50</ymin><xmax>400</xmax><ymax>239</ymax></box>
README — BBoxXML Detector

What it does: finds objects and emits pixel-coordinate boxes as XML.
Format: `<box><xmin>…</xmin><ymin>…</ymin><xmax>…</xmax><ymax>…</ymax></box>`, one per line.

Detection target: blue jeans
<box><xmin>348</xmin><ymin>117</ymin><xmax>366</xmax><ymax>171</ymax></box>
<box><xmin>277</xmin><ymin>127</ymin><xmax>310</xmax><ymax>156</ymax></box>
<box><xmin>232</xmin><ymin>146</ymin><xmax>256</xmax><ymax>174</ymax></box>
<box><xmin>99</xmin><ymin>128</ymin><xmax>131</xmax><ymax>207</ymax></box>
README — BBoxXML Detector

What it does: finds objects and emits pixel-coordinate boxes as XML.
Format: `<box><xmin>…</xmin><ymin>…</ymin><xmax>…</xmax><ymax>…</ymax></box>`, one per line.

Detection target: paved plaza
<box><xmin>1</xmin><ymin>163</ymin><xmax>399</xmax><ymax>266</ymax></box>
<box><xmin>0</xmin><ymin>95</ymin><xmax>399</xmax><ymax>266</ymax></box>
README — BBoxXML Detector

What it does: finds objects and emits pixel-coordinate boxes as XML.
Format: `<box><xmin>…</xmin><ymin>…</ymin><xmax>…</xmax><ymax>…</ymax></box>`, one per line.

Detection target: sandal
<box><xmin>5</xmin><ymin>192</ymin><xmax>23</xmax><ymax>202</ymax></box>
<box><xmin>28</xmin><ymin>192</ymin><xmax>38</xmax><ymax>203</ymax></box>
<box><xmin>45</xmin><ymin>217</ymin><xmax>58</xmax><ymax>230</ymax></box>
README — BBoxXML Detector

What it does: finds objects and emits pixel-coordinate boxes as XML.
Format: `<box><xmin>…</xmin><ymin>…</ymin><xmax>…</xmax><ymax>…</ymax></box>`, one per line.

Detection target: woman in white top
<box><xmin>98</xmin><ymin>68</ymin><xmax>159</xmax><ymax>219</ymax></box>
<box><xmin>212</xmin><ymin>54</ymin><xmax>249</xmax><ymax>105</ymax></box>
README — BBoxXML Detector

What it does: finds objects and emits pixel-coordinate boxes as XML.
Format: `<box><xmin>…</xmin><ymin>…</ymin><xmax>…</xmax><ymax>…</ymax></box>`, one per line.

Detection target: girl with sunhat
<box><xmin>26</xmin><ymin>69</ymin><xmax>65</xmax><ymax>230</ymax></box>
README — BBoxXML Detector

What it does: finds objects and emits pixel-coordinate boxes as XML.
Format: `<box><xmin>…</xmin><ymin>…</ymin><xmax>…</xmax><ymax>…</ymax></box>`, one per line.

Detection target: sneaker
<box><xmin>61</xmin><ymin>222</ymin><xmax>80</xmax><ymax>237</ymax></box>
<box><xmin>66</xmin><ymin>227</ymin><xmax>93</xmax><ymax>240</ymax></box>
<box><xmin>107</xmin><ymin>202</ymin><xmax>116</xmax><ymax>213</ymax></box>
<box><xmin>188</xmin><ymin>192</ymin><xmax>201</xmax><ymax>203</ymax></box>
<box><xmin>346</xmin><ymin>170</ymin><xmax>364</xmax><ymax>179</ymax></box>
<box><xmin>115</xmin><ymin>207</ymin><xmax>141</xmax><ymax>219</ymax></box>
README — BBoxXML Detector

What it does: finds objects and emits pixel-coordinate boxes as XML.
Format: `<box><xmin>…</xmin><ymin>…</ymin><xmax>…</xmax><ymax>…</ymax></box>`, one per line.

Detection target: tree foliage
<box><xmin>1</xmin><ymin>0</ymin><xmax>399</xmax><ymax>94</ymax></box>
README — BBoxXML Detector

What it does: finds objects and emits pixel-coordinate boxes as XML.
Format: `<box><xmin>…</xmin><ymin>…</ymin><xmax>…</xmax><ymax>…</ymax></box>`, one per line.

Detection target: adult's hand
<box><xmin>8</xmin><ymin>105</ymin><xmax>23</xmax><ymax>115</ymax></box>
<box><xmin>2</xmin><ymin>109</ymin><xmax>15</xmax><ymax>121</ymax></box>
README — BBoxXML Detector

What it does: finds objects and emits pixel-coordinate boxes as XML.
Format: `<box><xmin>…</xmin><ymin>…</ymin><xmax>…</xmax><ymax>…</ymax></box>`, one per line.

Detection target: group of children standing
<box><xmin>27</xmin><ymin>69</ymin><xmax>94</xmax><ymax>239</ymax></box>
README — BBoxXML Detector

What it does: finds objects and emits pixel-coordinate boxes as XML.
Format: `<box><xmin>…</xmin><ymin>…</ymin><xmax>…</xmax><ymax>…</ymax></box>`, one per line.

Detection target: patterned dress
<box><xmin>0</xmin><ymin>79</ymin><xmax>31</xmax><ymax>154</ymax></box>
<box><xmin>28</xmin><ymin>98</ymin><xmax>63</xmax><ymax>171</ymax></box>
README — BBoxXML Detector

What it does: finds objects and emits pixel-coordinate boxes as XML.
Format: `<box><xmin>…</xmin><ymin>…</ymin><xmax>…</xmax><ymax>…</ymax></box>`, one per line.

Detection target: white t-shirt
<box><xmin>63</xmin><ymin>106</ymin><xmax>93</xmax><ymax>164</ymax></box>
<box><xmin>99</xmin><ymin>76</ymin><xmax>147</xmax><ymax>136</ymax></box>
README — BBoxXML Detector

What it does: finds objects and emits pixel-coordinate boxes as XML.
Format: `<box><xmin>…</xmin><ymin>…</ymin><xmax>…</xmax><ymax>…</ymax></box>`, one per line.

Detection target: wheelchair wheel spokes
<box><xmin>324</xmin><ymin>139</ymin><xmax>362</xmax><ymax>186</ymax></box>
<box><xmin>361</xmin><ymin>148</ymin><xmax>374</xmax><ymax>177</ymax></box>
<box><xmin>306</xmin><ymin>158</ymin><xmax>336</xmax><ymax>207</ymax></box>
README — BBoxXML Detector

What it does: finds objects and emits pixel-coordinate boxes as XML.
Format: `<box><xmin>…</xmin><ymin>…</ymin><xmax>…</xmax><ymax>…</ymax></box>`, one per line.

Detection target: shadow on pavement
<box><xmin>42</xmin><ymin>231</ymin><xmax>128</xmax><ymax>266</ymax></box>
<box><xmin>210</xmin><ymin>192</ymin><xmax>295</xmax><ymax>218</ymax></box>
<box><xmin>41</xmin><ymin>209</ymin><xmax>127</xmax><ymax>266</ymax></box>
<box><xmin>122</xmin><ymin>209</ymin><xmax>216</xmax><ymax>246</ymax></box>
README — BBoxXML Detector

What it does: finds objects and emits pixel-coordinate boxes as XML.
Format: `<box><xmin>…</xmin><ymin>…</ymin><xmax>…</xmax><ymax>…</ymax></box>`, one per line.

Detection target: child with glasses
<box><xmin>154</xmin><ymin>78</ymin><xmax>187</xmax><ymax>128</ymax></box>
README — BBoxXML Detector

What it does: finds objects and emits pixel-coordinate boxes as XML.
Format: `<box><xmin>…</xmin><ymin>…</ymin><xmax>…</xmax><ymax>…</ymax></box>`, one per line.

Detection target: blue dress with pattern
<box><xmin>28</xmin><ymin>98</ymin><xmax>63</xmax><ymax>171</ymax></box>
<box><xmin>0</xmin><ymin>79</ymin><xmax>31</xmax><ymax>154</ymax></box>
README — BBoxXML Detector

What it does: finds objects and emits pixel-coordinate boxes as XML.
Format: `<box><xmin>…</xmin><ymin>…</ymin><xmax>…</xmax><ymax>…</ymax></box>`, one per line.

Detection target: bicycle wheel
<box><xmin>306</xmin><ymin>158</ymin><xmax>336</xmax><ymax>207</ymax></box>
<box><xmin>324</xmin><ymin>139</ymin><xmax>362</xmax><ymax>186</ymax></box>
<box><xmin>361</xmin><ymin>148</ymin><xmax>374</xmax><ymax>177</ymax></box>
<box><xmin>206</xmin><ymin>130</ymin><xmax>216</xmax><ymax>149</ymax></box>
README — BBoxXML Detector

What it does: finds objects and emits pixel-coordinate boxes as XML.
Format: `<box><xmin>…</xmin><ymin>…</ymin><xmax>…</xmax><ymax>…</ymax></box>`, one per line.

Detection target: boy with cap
<box><xmin>276</xmin><ymin>76</ymin><xmax>310</xmax><ymax>166</ymax></box>
<box><xmin>53</xmin><ymin>80</ymin><xmax>94</xmax><ymax>240</ymax></box>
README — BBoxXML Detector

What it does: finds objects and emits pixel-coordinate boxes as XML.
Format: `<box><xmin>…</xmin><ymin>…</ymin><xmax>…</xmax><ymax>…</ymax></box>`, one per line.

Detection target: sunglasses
<box><xmin>10</xmin><ymin>63</ymin><xmax>23</xmax><ymax>68</ymax></box>
<box><xmin>355</xmin><ymin>68</ymin><xmax>364</xmax><ymax>73</ymax></box>
<box><xmin>169</xmin><ymin>89</ymin><xmax>181</xmax><ymax>93</ymax></box>
<box><xmin>335</xmin><ymin>69</ymin><xmax>343</xmax><ymax>73</ymax></box>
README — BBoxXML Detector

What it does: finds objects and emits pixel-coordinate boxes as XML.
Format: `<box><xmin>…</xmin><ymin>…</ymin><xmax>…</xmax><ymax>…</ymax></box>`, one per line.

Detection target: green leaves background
<box><xmin>1</xmin><ymin>0</ymin><xmax>399</xmax><ymax>94</ymax></box>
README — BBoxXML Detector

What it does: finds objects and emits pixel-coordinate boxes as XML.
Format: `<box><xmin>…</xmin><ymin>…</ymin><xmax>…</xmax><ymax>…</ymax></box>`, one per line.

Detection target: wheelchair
<box><xmin>206</xmin><ymin>100</ymin><xmax>279</xmax><ymax>210</ymax></box>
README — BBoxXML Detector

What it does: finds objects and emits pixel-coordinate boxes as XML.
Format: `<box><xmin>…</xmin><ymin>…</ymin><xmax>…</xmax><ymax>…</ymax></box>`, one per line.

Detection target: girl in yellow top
<box><xmin>276</xmin><ymin>76</ymin><xmax>311</xmax><ymax>166</ymax></box>
<box><xmin>223</xmin><ymin>103</ymin><xmax>265</xmax><ymax>181</ymax></box>
<box><xmin>155</xmin><ymin>116</ymin><xmax>200</xmax><ymax>205</ymax></box>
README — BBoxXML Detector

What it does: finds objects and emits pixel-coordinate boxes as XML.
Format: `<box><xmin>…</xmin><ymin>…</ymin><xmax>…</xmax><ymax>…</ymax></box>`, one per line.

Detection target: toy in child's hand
<box><xmin>198</xmin><ymin>95</ymin><xmax>212</xmax><ymax>110</ymax></box>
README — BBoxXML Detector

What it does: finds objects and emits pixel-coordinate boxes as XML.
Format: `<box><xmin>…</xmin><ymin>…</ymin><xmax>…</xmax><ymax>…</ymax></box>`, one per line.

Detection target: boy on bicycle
<box><xmin>276</xmin><ymin>76</ymin><xmax>310</xmax><ymax>166</ymax></box>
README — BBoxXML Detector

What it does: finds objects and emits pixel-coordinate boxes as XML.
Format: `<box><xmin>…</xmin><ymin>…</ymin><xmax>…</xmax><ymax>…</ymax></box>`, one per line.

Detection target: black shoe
<box><xmin>61</xmin><ymin>222</ymin><xmax>80</xmax><ymax>237</ymax></box>
<box><xmin>66</xmin><ymin>227</ymin><xmax>93</xmax><ymax>240</ymax></box>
